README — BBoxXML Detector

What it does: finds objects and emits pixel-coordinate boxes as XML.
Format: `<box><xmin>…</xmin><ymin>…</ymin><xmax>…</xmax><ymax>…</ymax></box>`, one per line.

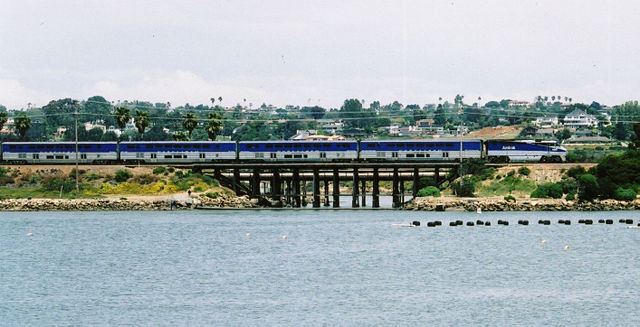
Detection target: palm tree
<box><xmin>172</xmin><ymin>131</ymin><xmax>189</xmax><ymax>141</ymax></box>
<box><xmin>0</xmin><ymin>111</ymin><xmax>8</xmax><ymax>132</ymax></box>
<box><xmin>205</xmin><ymin>112</ymin><xmax>223</xmax><ymax>140</ymax></box>
<box><xmin>218</xmin><ymin>96</ymin><xmax>223</xmax><ymax>103</ymax></box>
<box><xmin>182</xmin><ymin>112</ymin><xmax>198</xmax><ymax>137</ymax></box>
<box><xmin>15</xmin><ymin>114</ymin><xmax>31</xmax><ymax>138</ymax></box>
<box><xmin>134</xmin><ymin>109</ymin><xmax>150</xmax><ymax>134</ymax></box>
<box><xmin>210</xmin><ymin>97</ymin><xmax>215</xmax><ymax>106</ymax></box>
<box><xmin>114</xmin><ymin>106</ymin><xmax>131</xmax><ymax>130</ymax></box>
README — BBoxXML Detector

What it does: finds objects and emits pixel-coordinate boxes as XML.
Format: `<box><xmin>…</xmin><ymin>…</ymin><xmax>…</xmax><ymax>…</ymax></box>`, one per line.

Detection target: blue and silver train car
<box><xmin>119</xmin><ymin>141</ymin><xmax>236</xmax><ymax>164</ymax></box>
<box><xmin>1</xmin><ymin>142</ymin><xmax>118</xmax><ymax>164</ymax></box>
<box><xmin>359</xmin><ymin>140</ymin><xmax>483</xmax><ymax>161</ymax></box>
<box><xmin>486</xmin><ymin>140</ymin><xmax>567</xmax><ymax>162</ymax></box>
<box><xmin>238</xmin><ymin>141</ymin><xmax>358</xmax><ymax>161</ymax></box>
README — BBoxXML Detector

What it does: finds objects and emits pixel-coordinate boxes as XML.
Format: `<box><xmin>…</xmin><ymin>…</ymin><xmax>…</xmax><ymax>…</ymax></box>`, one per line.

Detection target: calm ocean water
<box><xmin>1</xmin><ymin>209</ymin><xmax>639</xmax><ymax>326</ymax></box>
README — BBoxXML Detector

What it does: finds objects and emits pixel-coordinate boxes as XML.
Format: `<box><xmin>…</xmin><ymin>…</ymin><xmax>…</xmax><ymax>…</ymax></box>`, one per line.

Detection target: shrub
<box><xmin>167</xmin><ymin>167</ymin><xmax>175</xmax><ymax>173</ymax></box>
<box><xmin>560</xmin><ymin>177</ymin><xmax>578</xmax><ymax>194</ymax></box>
<box><xmin>517</xmin><ymin>166</ymin><xmax>531</xmax><ymax>176</ymax></box>
<box><xmin>205</xmin><ymin>192</ymin><xmax>218</xmax><ymax>199</ymax></box>
<box><xmin>114</xmin><ymin>169</ymin><xmax>133</xmax><ymax>183</ymax></box>
<box><xmin>152</xmin><ymin>166</ymin><xmax>166</xmax><ymax>175</ymax></box>
<box><xmin>133</xmin><ymin>174</ymin><xmax>159</xmax><ymax>185</ymax></box>
<box><xmin>504</xmin><ymin>195</ymin><xmax>516</xmax><ymax>202</ymax></box>
<box><xmin>507</xmin><ymin>170</ymin><xmax>515</xmax><ymax>177</ymax></box>
<box><xmin>565</xmin><ymin>192</ymin><xmax>575</xmax><ymax>200</ymax></box>
<box><xmin>453</xmin><ymin>177</ymin><xmax>475</xmax><ymax>197</ymax></box>
<box><xmin>566</xmin><ymin>166</ymin><xmax>586</xmax><ymax>178</ymax></box>
<box><xmin>530</xmin><ymin>182</ymin><xmax>564</xmax><ymax>199</ymax></box>
<box><xmin>193</xmin><ymin>185</ymin><xmax>205</xmax><ymax>192</ymax></box>
<box><xmin>42</xmin><ymin>178</ymin><xmax>74</xmax><ymax>192</ymax></box>
<box><xmin>416</xmin><ymin>177</ymin><xmax>436</xmax><ymax>189</ymax></box>
<box><xmin>417</xmin><ymin>186</ymin><xmax>440</xmax><ymax>197</ymax></box>
<box><xmin>578</xmin><ymin>174</ymin><xmax>599</xmax><ymax>201</ymax></box>
<box><xmin>614</xmin><ymin>187</ymin><xmax>637</xmax><ymax>201</ymax></box>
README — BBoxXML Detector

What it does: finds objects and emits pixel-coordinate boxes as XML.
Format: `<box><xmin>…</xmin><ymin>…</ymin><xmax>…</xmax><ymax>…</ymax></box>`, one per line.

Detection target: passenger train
<box><xmin>0</xmin><ymin>139</ymin><xmax>567</xmax><ymax>164</ymax></box>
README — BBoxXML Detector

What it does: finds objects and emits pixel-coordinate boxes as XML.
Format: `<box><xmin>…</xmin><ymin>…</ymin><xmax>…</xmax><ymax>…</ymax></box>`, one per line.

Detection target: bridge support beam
<box><xmin>271</xmin><ymin>168</ymin><xmax>281</xmax><ymax>206</ymax></box>
<box><xmin>352</xmin><ymin>168</ymin><xmax>359</xmax><ymax>208</ymax></box>
<box><xmin>392</xmin><ymin>168</ymin><xmax>400</xmax><ymax>208</ymax></box>
<box><xmin>251</xmin><ymin>168</ymin><xmax>260</xmax><ymax>197</ymax></box>
<box><xmin>233</xmin><ymin>167</ymin><xmax>240</xmax><ymax>194</ymax></box>
<box><xmin>333</xmin><ymin>168</ymin><xmax>340</xmax><ymax>208</ymax></box>
<box><xmin>372</xmin><ymin>168</ymin><xmax>380</xmax><ymax>208</ymax></box>
<box><xmin>323</xmin><ymin>179</ymin><xmax>330</xmax><ymax>207</ymax></box>
<box><xmin>312</xmin><ymin>168</ymin><xmax>320</xmax><ymax>208</ymax></box>
<box><xmin>361</xmin><ymin>180</ymin><xmax>366</xmax><ymax>207</ymax></box>
<box><xmin>293</xmin><ymin>169</ymin><xmax>301</xmax><ymax>208</ymax></box>
<box><xmin>435</xmin><ymin>167</ymin><xmax>440</xmax><ymax>184</ymax></box>
<box><xmin>400</xmin><ymin>179</ymin><xmax>405</xmax><ymax>207</ymax></box>
<box><xmin>412</xmin><ymin>167</ymin><xmax>419</xmax><ymax>197</ymax></box>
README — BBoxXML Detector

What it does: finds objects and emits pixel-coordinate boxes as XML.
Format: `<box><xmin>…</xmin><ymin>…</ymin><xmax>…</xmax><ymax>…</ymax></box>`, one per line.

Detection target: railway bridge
<box><xmin>189</xmin><ymin>162</ymin><xmax>460</xmax><ymax>208</ymax></box>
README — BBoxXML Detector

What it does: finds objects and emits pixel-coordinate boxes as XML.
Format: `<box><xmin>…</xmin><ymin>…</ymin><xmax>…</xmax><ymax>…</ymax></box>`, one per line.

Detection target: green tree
<box><xmin>14</xmin><ymin>114</ymin><xmax>31</xmax><ymax>138</ymax></box>
<box><xmin>557</xmin><ymin>128</ymin><xmax>572</xmax><ymax>142</ymax></box>
<box><xmin>0</xmin><ymin>111</ymin><xmax>7</xmax><ymax>131</ymax></box>
<box><xmin>434</xmin><ymin>104</ymin><xmax>447</xmax><ymax>126</ymax></box>
<box><xmin>578</xmin><ymin>174</ymin><xmax>599</xmax><ymax>201</ymax></box>
<box><xmin>628</xmin><ymin>123</ymin><xmax>640</xmax><ymax>150</ymax></box>
<box><xmin>182</xmin><ymin>112</ymin><xmax>198</xmax><ymax>137</ymax></box>
<box><xmin>417</xmin><ymin>186</ymin><xmax>441</xmax><ymax>197</ymax></box>
<box><xmin>84</xmin><ymin>95</ymin><xmax>115</xmax><ymax>126</ymax></box>
<box><xmin>41</xmin><ymin>98</ymin><xmax>77</xmax><ymax>135</ymax></box>
<box><xmin>205</xmin><ymin>112</ymin><xmax>223</xmax><ymax>140</ymax></box>
<box><xmin>173</xmin><ymin>131</ymin><xmax>189</xmax><ymax>141</ymax></box>
<box><xmin>114</xmin><ymin>106</ymin><xmax>131</xmax><ymax>130</ymax></box>
<box><xmin>134</xmin><ymin>109</ymin><xmax>150</xmax><ymax>134</ymax></box>
<box><xmin>614</xmin><ymin>122</ymin><xmax>627</xmax><ymax>140</ymax></box>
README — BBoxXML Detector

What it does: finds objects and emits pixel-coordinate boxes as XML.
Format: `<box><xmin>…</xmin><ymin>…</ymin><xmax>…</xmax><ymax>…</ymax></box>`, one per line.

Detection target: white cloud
<box><xmin>0</xmin><ymin>79</ymin><xmax>52</xmax><ymax>109</ymax></box>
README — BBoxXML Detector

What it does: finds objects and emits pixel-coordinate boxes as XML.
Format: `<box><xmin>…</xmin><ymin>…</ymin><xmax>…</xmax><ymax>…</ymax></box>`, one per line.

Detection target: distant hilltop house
<box><xmin>563</xmin><ymin>109</ymin><xmax>597</xmax><ymax>129</ymax></box>
<box><xmin>533</xmin><ymin>116</ymin><xmax>559</xmax><ymax>128</ymax></box>
<box><xmin>509</xmin><ymin>100</ymin><xmax>531</xmax><ymax>108</ymax></box>
<box><xmin>84</xmin><ymin>121</ymin><xmax>106</xmax><ymax>133</ymax></box>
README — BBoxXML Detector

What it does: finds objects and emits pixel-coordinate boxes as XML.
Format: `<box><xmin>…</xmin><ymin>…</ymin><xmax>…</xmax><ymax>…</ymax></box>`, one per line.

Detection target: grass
<box><xmin>0</xmin><ymin>187</ymin><xmax>105</xmax><ymax>199</ymax></box>
<box><xmin>476</xmin><ymin>175</ymin><xmax>537</xmax><ymax>198</ymax></box>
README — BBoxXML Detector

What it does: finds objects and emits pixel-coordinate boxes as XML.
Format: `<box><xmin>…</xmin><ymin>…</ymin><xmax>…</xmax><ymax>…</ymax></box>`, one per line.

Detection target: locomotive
<box><xmin>0</xmin><ymin>139</ymin><xmax>567</xmax><ymax>164</ymax></box>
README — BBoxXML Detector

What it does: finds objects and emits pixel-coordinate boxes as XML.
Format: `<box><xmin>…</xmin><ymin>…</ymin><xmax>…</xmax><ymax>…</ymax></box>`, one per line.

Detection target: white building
<box><xmin>563</xmin><ymin>109</ymin><xmax>597</xmax><ymax>129</ymax></box>
<box><xmin>533</xmin><ymin>116</ymin><xmax>559</xmax><ymax>128</ymax></box>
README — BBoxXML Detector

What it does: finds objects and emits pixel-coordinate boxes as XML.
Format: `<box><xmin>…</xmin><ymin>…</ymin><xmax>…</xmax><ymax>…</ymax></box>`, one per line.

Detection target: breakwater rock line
<box><xmin>0</xmin><ymin>195</ymin><xmax>260</xmax><ymax>211</ymax></box>
<box><xmin>404</xmin><ymin>197</ymin><xmax>640</xmax><ymax>211</ymax></box>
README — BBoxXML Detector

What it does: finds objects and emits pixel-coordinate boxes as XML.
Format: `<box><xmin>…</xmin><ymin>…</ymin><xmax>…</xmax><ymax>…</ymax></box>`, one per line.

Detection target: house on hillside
<box><xmin>563</xmin><ymin>109</ymin><xmax>597</xmax><ymax>129</ymax></box>
<box><xmin>533</xmin><ymin>116</ymin><xmax>559</xmax><ymax>128</ymax></box>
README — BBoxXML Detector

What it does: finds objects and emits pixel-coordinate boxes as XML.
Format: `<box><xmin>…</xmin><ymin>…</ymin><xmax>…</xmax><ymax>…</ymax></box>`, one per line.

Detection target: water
<box><xmin>1</xmin><ymin>210</ymin><xmax>639</xmax><ymax>326</ymax></box>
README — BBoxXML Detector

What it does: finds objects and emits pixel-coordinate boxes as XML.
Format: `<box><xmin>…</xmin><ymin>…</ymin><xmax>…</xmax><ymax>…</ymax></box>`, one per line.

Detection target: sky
<box><xmin>1</xmin><ymin>0</ymin><xmax>639</xmax><ymax>110</ymax></box>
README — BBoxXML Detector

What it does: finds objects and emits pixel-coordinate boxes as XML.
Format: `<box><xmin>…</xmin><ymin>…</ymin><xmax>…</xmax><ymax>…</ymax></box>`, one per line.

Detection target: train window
<box><xmin>266</xmin><ymin>144</ymin><xmax>273</xmax><ymax>148</ymax></box>
<box><xmin>173</xmin><ymin>144</ymin><xmax>181</xmax><ymax>148</ymax></box>
<box><xmin>164</xmin><ymin>155</ymin><xmax>172</xmax><ymax>158</ymax></box>
<box><xmin>255</xmin><ymin>153</ymin><xmax>264</xmax><ymax>158</ymax></box>
<box><xmin>9</xmin><ymin>145</ymin><xmax>15</xmax><ymax>149</ymax></box>
<box><xmin>37</xmin><ymin>145</ymin><xmax>44</xmax><ymax>149</ymax></box>
<box><xmin>366</xmin><ymin>144</ymin><xmax>373</xmax><ymax>148</ymax></box>
<box><xmin>136</xmin><ymin>153</ymin><xmax>144</xmax><ymax>159</ymax></box>
<box><xmin>246</xmin><ymin>144</ymin><xmax>254</xmax><ymax>149</ymax></box>
<box><xmin>154</xmin><ymin>144</ymin><xmax>162</xmax><ymax>148</ymax></box>
<box><xmin>303</xmin><ymin>144</ymin><xmax>310</xmax><ymax>148</ymax></box>
<box><xmin>194</xmin><ymin>144</ymin><xmax>200</xmax><ymax>149</ymax></box>
<box><xmin>275</xmin><ymin>144</ymin><xmax>283</xmax><ymax>148</ymax></box>
<box><xmin>377</xmin><ymin>152</ymin><xmax>386</xmax><ymax>157</ymax></box>
<box><xmin>200</xmin><ymin>153</ymin><xmax>205</xmax><ymax>159</ymax></box>
<box><xmin>146</xmin><ymin>144</ymin><xmax>153</xmax><ymax>149</ymax></box>
<box><xmin>47</xmin><ymin>145</ymin><xmax>53</xmax><ymax>149</ymax></box>
<box><xmin>293</xmin><ymin>154</ymin><xmax>302</xmax><ymax>158</ymax></box>
<box><xmin>320</xmin><ymin>153</ymin><xmax>326</xmax><ymax>158</ymax></box>
<box><xmin>284</xmin><ymin>154</ymin><xmax>292</xmax><ymax>158</ymax></box>
<box><xmin>392</xmin><ymin>152</ymin><xmax>398</xmax><ymax>158</ymax></box>
<box><xmin>270</xmin><ymin>153</ymin><xmax>277</xmax><ymax>159</ymax></box>
<box><xmin>446</xmin><ymin>143</ymin><xmax>453</xmax><ymax>147</ymax></box>
<box><xmin>323</xmin><ymin>144</ymin><xmax>330</xmax><ymax>148</ymax></box>
<box><xmin>28</xmin><ymin>145</ymin><xmax>35</xmax><ymax>149</ymax></box>
<box><xmin>81</xmin><ymin>154</ymin><xmax>87</xmax><ymax>159</ymax></box>
<box><xmin>46</xmin><ymin>155</ymin><xmax>54</xmax><ymax>159</ymax></box>
<box><xmin>151</xmin><ymin>154</ymin><xmax>157</xmax><ymax>159</ymax></box>
<box><xmin>18</xmin><ymin>153</ymin><xmax>26</xmax><ymax>159</ymax></box>
<box><xmin>33</xmin><ymin>154</ymin><xmax>39</xmax><ymax>159</ymax></box>
<box><xmin>284</xmin><ymin>144</ymin><xmax>292</xmax><ymax>148</ymax></box>
<box><xmin>443</xmin><ymin>152</ymin><xmax>449</xmax><ymax>158</ymax></box>
<box><xmin>416</xmin><ymin>154</ymin><xmax>425</xmax><ymax>158</ymax></box>
<box><xmin>206</xmin><ymin>144</ymin><xmax>212</xmax><ymax>148</ymax></box>
<box><xmin>407</xmin><ymin>143</ymin><xmax>414</xmax><ymax>147</ymax></box>
<box><xmin>425</xmin><ymin>154</ymin><xmax>430</xmax><ymax>158</ymax></box>
<box><xmin>182</xmin><ymin>144</ymin><xmax>190</xmax><ymax>149</ymax></box>
<box><xmin>406</xmin><ymin>154</ymin><xmax>415</xmax><ymax>158</ymax></box>
<box><xmin>55</xmin><ymin>155</ymin><xmax>64</xmax><ymax>159</ymax></box>
<box><xmin>294</xmin><ymin>144</ymin><xmax>301</xmax><ymax>148</ymax></box>
<box><xmin>165</xmin><ymin>144</ymin><xmax>171</xmax><ymax>148</ymax></box>
<box><xmin>313</xmin><ymin>144</ymin><xmax>320</xmax><ymax>148</ymax></box>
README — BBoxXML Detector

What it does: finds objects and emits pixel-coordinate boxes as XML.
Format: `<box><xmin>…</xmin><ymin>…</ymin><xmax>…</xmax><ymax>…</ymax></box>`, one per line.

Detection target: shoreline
<box><xmin>0</xmin><ymin>196</ymin><xmax>639</xmax><ymax>211</ymax></box>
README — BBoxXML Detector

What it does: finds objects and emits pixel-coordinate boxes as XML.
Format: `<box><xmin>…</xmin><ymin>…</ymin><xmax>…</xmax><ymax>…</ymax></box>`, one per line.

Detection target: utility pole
<box><xmin>75</xmin><ymin>103</ymin><xmax>79</xmax><ymax>194</ymax></box>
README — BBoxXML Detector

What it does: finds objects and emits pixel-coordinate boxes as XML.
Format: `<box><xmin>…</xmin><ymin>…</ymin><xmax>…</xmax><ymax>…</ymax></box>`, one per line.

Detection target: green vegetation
<box><xmin>530</xmin><ymin>183</ymin><xmax>564</xmax><ymax>199</ymax></box>
<box><xmin>114</xmin><ymin>169</ymin><xmax>133</xmax><ymax>183</ymax></box>
<box><xmin>417</xmin><ymin>186</ymin><xmax>440</xmax><ymax>197</ymax></box>
<box><xmin>452</xmin><ymin>177</ymin><xmax>475</xmax><ymax>197</ymax></box>
<box><xmin>152</xmin><ymin>166</ymin><xmax>166</xmax><ymax>174</ymax></box>
<box><xmin>504</xmin><ymin>195</ymin><xmax>516</xmax><ymax>202</ymax></box>
<box><xmin>517</xmin><ymin>166</ymin><xmax>530</xmax><ymax>176</ymax></box>
<box><xmin>476</xmin><ymin>173</ymin><xmax>536</xmax><ymax>197</ymax></box>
